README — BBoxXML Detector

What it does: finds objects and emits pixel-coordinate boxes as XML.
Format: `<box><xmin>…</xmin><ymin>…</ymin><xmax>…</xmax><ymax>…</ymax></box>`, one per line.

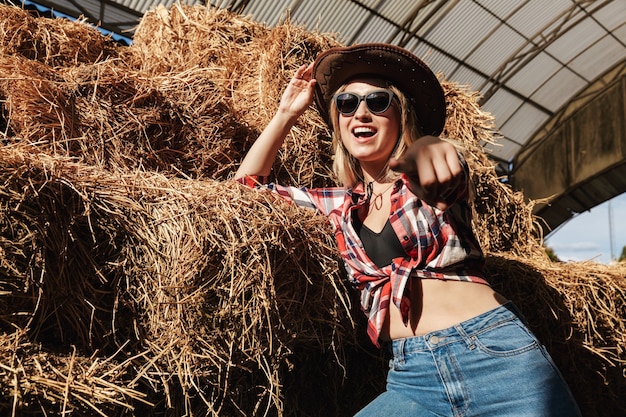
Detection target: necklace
<box><xmin>362</xmin><ymin>163</ymin><xmax>390</xmax><ymax>201</ymax></box>
<box><xmin>367</xmin><ymin>181</ymin><xmax>395</xmax><ymax>210</ymax></box>
<box><xmin>366</xmin><ymin>180</ymin><xmax>394</xmax><ymax>200</ymax></box>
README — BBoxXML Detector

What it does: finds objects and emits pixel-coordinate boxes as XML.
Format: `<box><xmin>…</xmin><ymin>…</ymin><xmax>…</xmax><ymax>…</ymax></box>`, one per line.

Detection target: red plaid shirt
<box><xmin>237</xmin><ymin>174</ymin><xmax>488</xmax><ymax>347</ymax></box>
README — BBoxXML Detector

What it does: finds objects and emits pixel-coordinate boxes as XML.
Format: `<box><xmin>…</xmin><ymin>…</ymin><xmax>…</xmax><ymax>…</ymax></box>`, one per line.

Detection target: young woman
<box><xmin>235</xmin><ymin>43</ymin><xmax>581</xmax><ymax>417</ymax></box>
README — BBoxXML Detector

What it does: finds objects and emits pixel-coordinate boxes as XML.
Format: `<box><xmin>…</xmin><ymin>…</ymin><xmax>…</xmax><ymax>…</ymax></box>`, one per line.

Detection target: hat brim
<box><xmin>312</xmin><ymin>43</ymin><xmax>446</xmax><ymax>136</ymax></box>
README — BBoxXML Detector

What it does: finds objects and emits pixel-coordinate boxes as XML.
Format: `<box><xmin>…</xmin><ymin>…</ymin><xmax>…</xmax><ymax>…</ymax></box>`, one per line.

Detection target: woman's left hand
<box><xmin>389</xmin><ymin>136</ymin><xmax>464</xmax><ymax>210</ymax></box>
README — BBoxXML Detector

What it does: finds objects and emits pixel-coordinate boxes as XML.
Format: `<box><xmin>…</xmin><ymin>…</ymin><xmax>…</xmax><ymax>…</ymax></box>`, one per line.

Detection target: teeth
<box><xmin>353</xmin><ymin>127</ymin><xmax>375</xmax><ymax>135</ymax></box>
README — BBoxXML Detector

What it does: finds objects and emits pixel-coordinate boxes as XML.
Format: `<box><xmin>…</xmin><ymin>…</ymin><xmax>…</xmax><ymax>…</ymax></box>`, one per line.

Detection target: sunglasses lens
<box><xmin>335</xmin><ymin>93</ymin><xmax>359</xmax><ymax>115</ymax></box>
<box><xmin>366</xmin><ymin>91</ymin><xmax>392</xmax><ymax>113</ymax></box>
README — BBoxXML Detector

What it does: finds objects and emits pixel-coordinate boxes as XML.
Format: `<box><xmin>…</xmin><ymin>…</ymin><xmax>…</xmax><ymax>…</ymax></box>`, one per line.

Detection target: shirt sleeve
<box><xmin>235</xmin><ymin>175</ymin><xmax>344</xmax><ymax>216</ymax></box>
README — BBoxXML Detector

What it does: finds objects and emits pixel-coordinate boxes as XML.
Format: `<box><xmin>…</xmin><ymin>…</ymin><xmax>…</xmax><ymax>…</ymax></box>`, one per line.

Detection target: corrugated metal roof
<box><xmin>546</xmin><ymin>17</ymin><xmax>605</xmax><ymax>63</ymax></box>
<box><xmin>464</xmin><ymin>25</ymin><xmax>526</xmax><ymax>77</ymax></box>
<box><xmin>426</xmin><ymin>1</ymin><xmax>497</xmax><ymax>58</ymax></box>
<box><xmin>474</xmin><ymin>0</ymin><xmax>523</xmax><ymax>20</ymax></box>
<box><xmin>507</xmin><ymin>52</ymin><xmax>562</xmax><ymax>97</ymax></box>
<box><xmin>247</xmin><ymin>0</ymin><xmax>293</xmax><ymax>25</ymax></box>
<box><xmin>482</xmin><ymin>89</ymin><xmax>524</xmax><ymax>125</ymax></box>
<box><xmin>572</xmin><ymin>35</ymin><xmax>625</xmax><ymax>80</ymax></box>
<box><xmin>448</xmin><ymin>66</ymin><xmax>487</xmax><ymax>93</ymax></box>
<box><xmin>501</xmin><ymin>102</ymin><xmax>550</xmax><ymax>146</ymax></box>
<box><xmin>507</xmin><ymin>0</ymin><xmax>574</xmax><ymax>38</ymax></box>
<box><xmin>530</xmin><ymin>67</ymin><xmax>587</xmax><ymax>112</ymax></box>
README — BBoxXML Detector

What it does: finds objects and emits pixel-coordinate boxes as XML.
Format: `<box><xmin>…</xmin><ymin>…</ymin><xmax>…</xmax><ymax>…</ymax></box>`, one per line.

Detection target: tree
<box><xmin>545</xmin><ymin>246</ymin><xmax>561</xmax><ymax>262</ymax></box>
<box><xmin>618</xmin><ymin>246</ymin><xmax>626</xmax><ymax>262</ymax></box>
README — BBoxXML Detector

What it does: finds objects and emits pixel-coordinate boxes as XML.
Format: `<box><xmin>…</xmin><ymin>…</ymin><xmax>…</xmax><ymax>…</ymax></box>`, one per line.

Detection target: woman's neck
<box><xmin>359</xmin><ymin>162</ymin><xmax>396</xmax><ymax>203</ymax></box>
<box><xmin>361</xmin><ymin>162</ymin><xmax>390</xmax><ymax>185</ymax></box>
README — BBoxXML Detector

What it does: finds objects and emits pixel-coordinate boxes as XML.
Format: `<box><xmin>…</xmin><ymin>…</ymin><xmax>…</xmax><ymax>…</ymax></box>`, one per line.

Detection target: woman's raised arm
<box><xmin>234</xmin><ymin>63</ymin><xmax>316</xmax><ymax>179</ymax></box>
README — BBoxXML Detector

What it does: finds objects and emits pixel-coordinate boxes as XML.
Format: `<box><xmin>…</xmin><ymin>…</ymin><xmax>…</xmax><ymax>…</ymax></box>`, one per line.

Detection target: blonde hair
<box><xmin>330</xmin><ymin>83</ymin><xmax>424</xmax><ymax>187</ymax></box>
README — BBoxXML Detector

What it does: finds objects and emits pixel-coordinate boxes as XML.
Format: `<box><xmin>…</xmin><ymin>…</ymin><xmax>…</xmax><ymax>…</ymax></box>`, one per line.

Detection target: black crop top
<box><xmin>352</xmin><ymin>211</ymin><xmax>407</xmax><ymax>268</ymax></box>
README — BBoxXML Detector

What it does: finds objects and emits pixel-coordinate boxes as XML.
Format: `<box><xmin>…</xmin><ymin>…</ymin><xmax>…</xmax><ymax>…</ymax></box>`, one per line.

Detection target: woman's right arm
<box><xmin>234</xmin><ymin>63</ymin><xmax>316</xmax><ymax>180</ymax></box>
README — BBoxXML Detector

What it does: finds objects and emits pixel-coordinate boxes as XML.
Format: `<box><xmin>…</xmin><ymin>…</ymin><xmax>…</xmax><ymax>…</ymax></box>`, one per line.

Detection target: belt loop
<box><xmin>393</xmin><ymin>338</ymin><xmax>406</xmax><ymax>363</ymax></box>
<box><xmin>455</xmin><ymin>324</ymin><xmax>477</xmax><ymax>350</ymax></box>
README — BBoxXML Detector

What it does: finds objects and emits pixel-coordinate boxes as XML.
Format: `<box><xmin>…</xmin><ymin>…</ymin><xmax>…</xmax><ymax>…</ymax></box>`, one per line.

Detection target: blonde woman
<box><xmin>235</xmin><ymin>43</ymin><xmax>580</xmax><ymax>417</ymax></box>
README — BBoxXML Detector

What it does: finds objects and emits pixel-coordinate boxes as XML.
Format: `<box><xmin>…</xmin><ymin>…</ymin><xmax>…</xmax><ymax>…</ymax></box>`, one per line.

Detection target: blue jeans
<box><xmin>355</xmin><ymin>302</ymin><xmax>581</xmax><ymax>417</ymax></box>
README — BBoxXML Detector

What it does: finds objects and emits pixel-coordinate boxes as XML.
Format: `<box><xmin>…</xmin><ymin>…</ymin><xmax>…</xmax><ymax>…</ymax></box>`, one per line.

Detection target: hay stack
<box><xmin>0</xmin><ymin>144</ymin><xmax>354</xmax><ymax>416</ymax></box>
<box><xmin>0</xmin><ymin>3</ymin><xmax>624</xmax><ymax>417</ymax></box>
<box><xmin>0</xmin><ymin>4</ymin><xmax>120</xmax><ymax>67</ymax></box>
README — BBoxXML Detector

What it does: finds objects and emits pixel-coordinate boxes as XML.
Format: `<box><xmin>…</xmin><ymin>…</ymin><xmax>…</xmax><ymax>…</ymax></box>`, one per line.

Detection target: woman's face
<box><xmin>337</xmin><ymin>79</ymin><xmax>401</xmax><ymax>172</ymax></box>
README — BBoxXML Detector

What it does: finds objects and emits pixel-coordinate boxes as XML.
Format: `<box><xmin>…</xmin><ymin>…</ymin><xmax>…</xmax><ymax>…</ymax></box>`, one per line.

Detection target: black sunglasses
<box><xmin>333</xmin><ymin>89</ymin><xmax>395</xmax><ymax>116</ymax></box>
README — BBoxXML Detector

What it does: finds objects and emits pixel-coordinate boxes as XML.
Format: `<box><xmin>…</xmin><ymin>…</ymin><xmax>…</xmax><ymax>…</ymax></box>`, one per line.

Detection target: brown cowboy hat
<box><xmin>312</xmin><ymin>43</ymin><xmax>446</xmax><ymax>136</ymax></box>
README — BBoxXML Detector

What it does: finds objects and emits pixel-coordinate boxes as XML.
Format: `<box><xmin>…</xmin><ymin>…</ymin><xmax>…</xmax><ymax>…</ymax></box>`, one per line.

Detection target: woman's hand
<box><xmin>389</xmin><ymin>136</ymin><xmax>464</xmax><ymax>210</ymax></box>
<box><xmin>235</xmin><ymin>63</ymin><xmax>316</xmax><ymax>179</ymax></box>
<box><xmin>277</xmin><ymin>63</ymin><xmax>316</xmax><ymax>118</ymax></box>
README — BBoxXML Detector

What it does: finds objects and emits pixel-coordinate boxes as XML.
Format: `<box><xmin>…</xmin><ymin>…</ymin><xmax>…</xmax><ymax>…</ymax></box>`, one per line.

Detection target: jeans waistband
<box><xmin>388</xmin><ymin>302</ymin><xmax>526</xmax><ymax>356</ymax></box>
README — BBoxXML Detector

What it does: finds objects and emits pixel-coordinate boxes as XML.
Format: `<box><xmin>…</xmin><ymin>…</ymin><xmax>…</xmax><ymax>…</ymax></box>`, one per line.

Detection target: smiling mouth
<box><xmin>353</xmin><ymin>127</ymin><xmax>376</xmax><ymax>138</ymax></box>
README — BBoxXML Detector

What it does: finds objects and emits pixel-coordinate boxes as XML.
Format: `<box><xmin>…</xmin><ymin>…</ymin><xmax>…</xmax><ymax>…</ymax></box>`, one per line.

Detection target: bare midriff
<box><xmin>380</xmin><ymin>278</ymin><xmax>508</xmax><ymax>341</ymax></box>
<box><xmin>360</xmin><ymin>187</ymin><xmax>508</xmax><ymax>341</ymax></box>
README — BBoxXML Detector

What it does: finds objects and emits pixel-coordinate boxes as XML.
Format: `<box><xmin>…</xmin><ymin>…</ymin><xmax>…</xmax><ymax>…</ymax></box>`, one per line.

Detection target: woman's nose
<box><xmin>354</xmin><ymin>100</ymin><xmax>370</xmax><ymax>118</ymax></box>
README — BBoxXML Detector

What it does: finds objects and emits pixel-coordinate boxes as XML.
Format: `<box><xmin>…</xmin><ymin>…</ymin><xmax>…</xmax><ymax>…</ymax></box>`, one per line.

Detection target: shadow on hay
<box><xmin>0</xmin><ymin>99</ymin><xmax>11</xmax><ymax>139</ymax></box>
<box><xmin>0</xmin><ymin>177</ymin><xmax>137</xmax><ymax>355</ymax></box>
<box><xmin>486</xmin><ymin>254</ymin><xmax>626</xmax><ymax>417</ymax></box>
<box><xmin>279</xmin><ymin>300</ymin><xmax>387</xmax><ymax>417</ymax></box>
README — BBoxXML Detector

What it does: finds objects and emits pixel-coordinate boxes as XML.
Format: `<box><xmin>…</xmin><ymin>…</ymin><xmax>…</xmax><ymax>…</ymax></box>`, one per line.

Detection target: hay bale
<box><xmin>0</xmin><ymin>329</ymin><xmax>149</xmax><ymax>415</ymax></box>
<box><xmin>0</xmin><ymin>3</ymin><xmax>624</xmax><ymax>416</ymax></box>
<box><xmin>0</xmin><ymin>3</ymin><xmax>336</xmax><ymax>186</ymax></box>
<box><xmin>0</xmin><ymin>55</ymin><xmax>254</xmax><ymax>177</ymax></box>
<box><xmin>0</xmin><ymin>4</ymin><xmax>120</xmax><ymax>67</ymax></box>
<box><xmin>0</xmin><ymin>55</ymin><xmax>73</xmax><ymax>144</ymax></box>
<box><xmin>0</xmin><ymin>144</ymin><xmax>355</xmax><ymax>416</ymax></box>
<box><xmin>130</xmin><ymin>3</ymin><xmax>340</xmax><ymax>187</ymax></box>
<box><xmin>130</xmin><ymin>4</ymin><xmax>268</xmax><ymax>76</ymax></box>
<box><xmin>487</xmin><ymin>253</ymin><xmax>626</xmax><ymax>417</ymax></box>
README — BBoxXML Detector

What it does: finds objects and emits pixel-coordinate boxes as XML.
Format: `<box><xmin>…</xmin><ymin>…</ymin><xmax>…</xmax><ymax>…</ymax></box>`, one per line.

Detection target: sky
<box><xmin>544</xmin><ymin>193</ymin><xmax>626</xmax><ymax>264</ymax></box>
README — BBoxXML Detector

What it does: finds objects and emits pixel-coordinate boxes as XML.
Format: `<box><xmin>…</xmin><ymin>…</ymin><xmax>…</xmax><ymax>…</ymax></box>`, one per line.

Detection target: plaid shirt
<box><xmin>237</xmin><ymin>174</ymin><xmax>488</xmax><ymax>347</ymax></box>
